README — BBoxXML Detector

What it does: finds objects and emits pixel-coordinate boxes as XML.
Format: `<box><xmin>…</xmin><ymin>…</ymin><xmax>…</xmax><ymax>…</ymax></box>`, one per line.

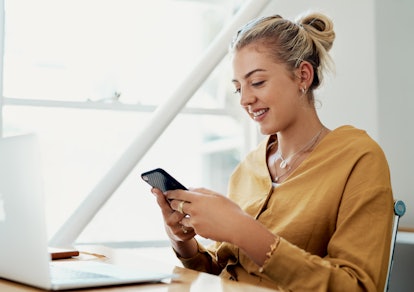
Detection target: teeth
<box><xmin>251</xmin><ymin>109</ymin><xmax>267</xmax><ymax>117</ymax></box>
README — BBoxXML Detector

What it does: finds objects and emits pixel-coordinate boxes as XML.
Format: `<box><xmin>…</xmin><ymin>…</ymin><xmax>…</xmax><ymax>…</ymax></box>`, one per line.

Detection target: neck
<box><xmin>277</xmin><ymin>116</ymin><xmax>325</xmax><ymax>154</ymax></box>
<box><xmin>276</xmin><ymin>122</ymin><xmax>326</xmax><ymax>158</ymax></box>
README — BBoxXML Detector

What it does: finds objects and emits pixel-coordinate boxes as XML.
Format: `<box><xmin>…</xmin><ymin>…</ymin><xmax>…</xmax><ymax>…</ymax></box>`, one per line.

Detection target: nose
<box><xmin>239</xmin><ymin>87</ymin><xmax>256</xmax><ymax>108</ymax></box>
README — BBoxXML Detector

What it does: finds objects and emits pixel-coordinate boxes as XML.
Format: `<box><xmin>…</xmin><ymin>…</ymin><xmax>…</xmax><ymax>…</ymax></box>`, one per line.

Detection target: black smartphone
<box><xmin>141</xmin><ymin>168</ymin><xmax>188</xmax><ymax>192</ymax></box>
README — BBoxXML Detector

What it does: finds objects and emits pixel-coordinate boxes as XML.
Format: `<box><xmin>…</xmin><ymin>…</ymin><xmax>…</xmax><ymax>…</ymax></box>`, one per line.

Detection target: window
<box><xmin>2</xmin><ymin>0</ymin><xmax>253</xmax><ymax>244</ymax></box>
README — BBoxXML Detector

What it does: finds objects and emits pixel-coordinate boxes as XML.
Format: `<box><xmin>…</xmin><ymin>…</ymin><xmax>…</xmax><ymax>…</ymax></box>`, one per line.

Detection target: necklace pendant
<box><xmin>274</xmin><ymin>176</ymin><xmax>279</xmax><ymax>182</ymax></box>
<box><xmin>279</xmin><ymin>159</ymin><xmax>287</xmax><ymax>169</ymax></box>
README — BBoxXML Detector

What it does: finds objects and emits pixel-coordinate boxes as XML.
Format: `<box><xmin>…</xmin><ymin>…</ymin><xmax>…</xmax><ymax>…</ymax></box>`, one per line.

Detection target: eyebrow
<box><xmin>232</xmin><ymin>68</ymin><xmax>266</xmax><ymax>83</ymax></box>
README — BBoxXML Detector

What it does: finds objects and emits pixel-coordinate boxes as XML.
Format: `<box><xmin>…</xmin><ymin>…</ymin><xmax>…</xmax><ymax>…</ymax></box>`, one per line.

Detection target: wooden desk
<box><xmin>0</xmin><ymin>245</ymin><xmax>276</xmax><ymax>292</ymax></box>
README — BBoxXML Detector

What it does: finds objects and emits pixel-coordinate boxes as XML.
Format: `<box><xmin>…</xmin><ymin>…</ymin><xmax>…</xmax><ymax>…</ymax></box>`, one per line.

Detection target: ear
<box><xmin>296</xmin><ymin>61</ymin><xmax>314</xmax><ymax>90</ymax></box>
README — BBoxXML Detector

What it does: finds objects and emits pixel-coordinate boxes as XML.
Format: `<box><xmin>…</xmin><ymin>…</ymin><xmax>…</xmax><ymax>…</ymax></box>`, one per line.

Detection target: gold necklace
<box><xmin>273</xmin><ymin>127</ymin><xmax>324</xmax><ymax>182</ymax></box>
<box><xmin>277</xmin><ymin>127</ymin><xmax>324</xmax><ymax>169</ymax></box>
<box><xmin>273</xmin><ymin>153</ymin><xmax>301</xmax><ymax>182</ymax></box>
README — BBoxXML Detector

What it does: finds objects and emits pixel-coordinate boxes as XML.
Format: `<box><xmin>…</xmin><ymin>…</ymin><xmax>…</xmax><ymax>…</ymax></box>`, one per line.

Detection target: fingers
<box><xmin>151</xmin><ymin>188</ymin><xmax>190</xmax><ymax>216</ymax></box>
<box><xmin>165</xmin><ymin>189</ymin><xmax>199</xmax><ymax>212</ymax></box>
<box><xmin>177</xmin><ymin>200</ymin><xmax>185</xmax><ymax>214</ymax></box>
<box><xmin>179</xmin><ymin>224</ymin><xmax>195</xmax><ymax>237</ymax></box>
<box><xmin>167</xmin><ymin>215</ymin><xmax>195</xmax><ymax>240</ymax></box>
<box><xmin>166</xmin><ymin>188</ymin><xmax>219</xmax><ymax>202</ymax></box>
<box><xmin>151</xmin><ymin>188</ymin><xmax>173</xmax><ymax>216</ymax></box>
<box><xmin>170</xmin><ymin>199</ymin><xmax>190</xmax><ymax>216</ymax></box>
<box><xmin>165</xmin><ymin>219</ymin><xmax>195</xmax><ymax>242</ymax></box>
<box><xmin>150</xmin><ymin>188</ymin><xmax>196</xmax><ymax>241</ymax></box>
<box><xmin>165</xmin><ymin>189</ymin><xmax>188</xmax><ymax>202</ymax></box>
<box><xmin>189</xmin><ymin>187</ymin><xmax>216</xmax><ymax>195</ymax></box>
<box><xmin>179</xmin><ymin>216</ymin><xmax>191</xmax><ymax>228</ymax></box>
<box><xmin>168</xmin><ymin>200</ymin><xmax>195</xmax><ymax>237</ymax></box>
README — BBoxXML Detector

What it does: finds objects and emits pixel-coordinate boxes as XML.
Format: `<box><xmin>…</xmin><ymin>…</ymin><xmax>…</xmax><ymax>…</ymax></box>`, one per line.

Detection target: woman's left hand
<box><xmin>166</xmin><ymin>188</ymin><xmax>249</xmax><ymax>243</ymax></box>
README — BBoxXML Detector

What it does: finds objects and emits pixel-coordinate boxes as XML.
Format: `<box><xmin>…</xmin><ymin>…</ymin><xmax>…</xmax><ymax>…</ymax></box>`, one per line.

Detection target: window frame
<box><xmin>0</xmin><ymin>0</ymin><xmax>266</xmax><ymax>246</ymax></box>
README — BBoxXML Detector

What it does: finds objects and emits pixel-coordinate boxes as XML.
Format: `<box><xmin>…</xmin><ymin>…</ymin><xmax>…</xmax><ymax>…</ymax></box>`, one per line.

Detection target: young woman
<box><xmin>151</xmin><ymin>11</ymin><xmax>393</xmax><ymax>291</ymax></box>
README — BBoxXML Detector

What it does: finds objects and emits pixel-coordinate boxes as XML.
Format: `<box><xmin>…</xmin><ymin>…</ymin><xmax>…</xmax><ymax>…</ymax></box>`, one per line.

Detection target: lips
<box><xmin>249</xmin><ymin>108</ymin><xmax>269</xmax><ymax>119</ymax></box>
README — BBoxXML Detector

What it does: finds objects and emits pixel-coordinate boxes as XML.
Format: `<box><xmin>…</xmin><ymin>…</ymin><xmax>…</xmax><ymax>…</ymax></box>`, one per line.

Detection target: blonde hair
<box><xmin>230</xmin><ymin>11</ymin><xmax>335</xmax><ymax>93</ymax></box>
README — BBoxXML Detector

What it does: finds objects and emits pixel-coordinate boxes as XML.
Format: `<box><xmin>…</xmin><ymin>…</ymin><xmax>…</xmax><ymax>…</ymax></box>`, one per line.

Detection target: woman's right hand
<box><xmin>151</xmin><ymin>187</ymin><xmax>196</xmax><ymax>243</ymax></box>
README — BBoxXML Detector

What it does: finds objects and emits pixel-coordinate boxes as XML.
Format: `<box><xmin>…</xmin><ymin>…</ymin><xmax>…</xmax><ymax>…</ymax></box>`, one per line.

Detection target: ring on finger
<box><xmin>181</xmin><ymin>225</ymin><xmax>188</xmax><ymax>234</ymax></box>
<box><xmin>177</xmin><ymin>200</ymin><xmax>185</xmax><ymax>214</ymax></box>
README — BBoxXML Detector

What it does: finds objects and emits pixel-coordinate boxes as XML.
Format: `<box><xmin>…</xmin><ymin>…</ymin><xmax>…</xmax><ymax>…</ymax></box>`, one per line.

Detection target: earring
<box><xmin>301</xmin><ymin>87</ymin><xmax>307</xmax><ymax>94</ymax></box>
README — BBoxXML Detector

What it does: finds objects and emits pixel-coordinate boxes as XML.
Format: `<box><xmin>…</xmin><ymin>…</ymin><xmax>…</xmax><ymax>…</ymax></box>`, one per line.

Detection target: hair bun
<box><xmin>297</xmin><ymin>12</ymin><xmax>335</xmax><ymax>52</ymax></box>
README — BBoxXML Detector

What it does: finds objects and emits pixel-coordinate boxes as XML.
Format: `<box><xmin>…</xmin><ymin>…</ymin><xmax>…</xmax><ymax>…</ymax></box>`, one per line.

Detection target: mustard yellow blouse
<box><xmin>179</xmin><ymin>125</ymin><xmax>394</xmax><ymax>291</ymax></box>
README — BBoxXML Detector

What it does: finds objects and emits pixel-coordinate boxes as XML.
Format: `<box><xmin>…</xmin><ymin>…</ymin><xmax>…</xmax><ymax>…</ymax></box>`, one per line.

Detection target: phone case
<box><xmin>141</xmin><ymin>168</ymin><xmax>187</xmax><ymax>192</ymax></box>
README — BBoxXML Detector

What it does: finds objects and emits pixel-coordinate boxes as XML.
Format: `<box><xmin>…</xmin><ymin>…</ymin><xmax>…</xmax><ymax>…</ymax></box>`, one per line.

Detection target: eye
<box><xmin>233</xmin><ymin>87</ymin><xmax>241</xmax><ymax>95</ymax></box>
<box><xmin>252</xmin><ymin>80</ymin><xmax>265</xmax><ymax>87</ymax></box>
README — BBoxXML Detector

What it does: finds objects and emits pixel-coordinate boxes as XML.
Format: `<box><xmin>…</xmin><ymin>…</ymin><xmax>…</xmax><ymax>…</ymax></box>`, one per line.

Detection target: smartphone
<box><xmin>141</xmin><ymin>168</ymin><xmax>187</xmax><ymax>192</ymax></box>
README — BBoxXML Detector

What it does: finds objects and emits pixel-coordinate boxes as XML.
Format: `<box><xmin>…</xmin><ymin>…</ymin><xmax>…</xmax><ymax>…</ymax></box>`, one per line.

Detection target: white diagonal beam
<box><xmin>49</xmin><ymin>0</ymin><xmax>270</xmax><ymax>247</ymax></box>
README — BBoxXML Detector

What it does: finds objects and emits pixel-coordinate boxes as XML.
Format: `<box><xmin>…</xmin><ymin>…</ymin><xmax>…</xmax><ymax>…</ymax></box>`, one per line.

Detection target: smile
<box><xmin>250</xmin><ymin>108</ymin><xmax>269</xmax><ymax>119</ymax></box>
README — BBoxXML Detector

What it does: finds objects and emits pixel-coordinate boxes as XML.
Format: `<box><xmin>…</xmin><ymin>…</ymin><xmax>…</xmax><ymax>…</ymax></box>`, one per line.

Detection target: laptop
<box><xmin>0</xmin><ymin>134</ymin><xmax>174</xmax><ymax>290</ymax></box>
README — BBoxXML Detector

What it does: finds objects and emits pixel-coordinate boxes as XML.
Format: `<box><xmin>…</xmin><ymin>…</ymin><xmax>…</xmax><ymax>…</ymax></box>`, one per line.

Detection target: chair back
<box><xmin>384</xmin><ymin>200</ymin><xmax>406</xmax><ymax>292</ymax></box>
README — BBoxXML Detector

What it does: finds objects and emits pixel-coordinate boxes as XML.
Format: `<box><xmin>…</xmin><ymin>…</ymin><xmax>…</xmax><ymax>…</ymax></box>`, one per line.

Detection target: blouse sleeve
<box><xmin>176</xmin><ymin>240</ymin><xmax>223</xmax><ymax>275</ymax></box>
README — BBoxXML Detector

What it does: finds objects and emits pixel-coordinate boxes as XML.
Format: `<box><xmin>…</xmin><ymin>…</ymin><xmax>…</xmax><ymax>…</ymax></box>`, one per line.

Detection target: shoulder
<box><xmin>328</xmin><ymin>125</ymin><xmax>383</xmax><ymax>153</ymax></box>
<box><xmin>330</xmin><ymin>125</ymin><xmax>371</xmax><ymax>140</ymax></box>
<box><xmin>229</xmin><ymin>136</ymin><xmax>272</xmax><ymax>186</ymax></box>
<box><xmin>321</xmin><ymin>125</ymin><xmax>389</xmax><ymax>169</ymax></box>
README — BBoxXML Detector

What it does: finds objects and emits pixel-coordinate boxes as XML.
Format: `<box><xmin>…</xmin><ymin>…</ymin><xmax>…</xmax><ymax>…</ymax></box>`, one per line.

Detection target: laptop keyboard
<box><xmin>50</xmin><ymin>265</ymin><xmax>114</xmax><ymax>281</ymax></box>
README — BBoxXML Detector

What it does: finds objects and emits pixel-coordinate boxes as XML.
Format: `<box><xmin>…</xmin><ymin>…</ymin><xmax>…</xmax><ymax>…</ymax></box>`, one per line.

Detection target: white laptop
<box><xmin>0</xmin><ymin>134</ymin><xmax>173</xmax><ymax>290</ymax></box>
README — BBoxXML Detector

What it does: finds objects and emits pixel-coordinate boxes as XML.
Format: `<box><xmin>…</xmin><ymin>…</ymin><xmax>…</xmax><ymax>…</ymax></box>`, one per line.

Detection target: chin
<box><xmin>259</xmin><ymin>127</ymin><xmax>275</xmax><ymax>136</ymax></box>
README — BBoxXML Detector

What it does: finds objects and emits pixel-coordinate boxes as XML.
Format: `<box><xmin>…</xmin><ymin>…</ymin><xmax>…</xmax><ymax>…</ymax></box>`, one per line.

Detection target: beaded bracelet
<box><xmin>259</xmin><ymin>236</ymin><xmax>280</xmax><ymax>273</ymax></box>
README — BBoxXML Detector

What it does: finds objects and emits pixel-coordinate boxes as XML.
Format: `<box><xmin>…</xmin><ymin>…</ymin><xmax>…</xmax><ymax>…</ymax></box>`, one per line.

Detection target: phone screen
<box><xmin>141</xmin><ymin>168</ymin><xmax>187</xmax><ymax>192</ymax></box>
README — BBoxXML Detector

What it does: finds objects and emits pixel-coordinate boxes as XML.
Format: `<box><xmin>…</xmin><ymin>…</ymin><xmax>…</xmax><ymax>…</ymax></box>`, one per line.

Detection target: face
<box><xmin>232</xmin><ymin>44</ymin><xmax>304</xmax><ymax>135</ymax></box>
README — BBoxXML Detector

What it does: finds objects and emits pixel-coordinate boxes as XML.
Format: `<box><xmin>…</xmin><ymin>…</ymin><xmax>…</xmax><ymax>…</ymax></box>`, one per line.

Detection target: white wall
<box><xmin>376</xmin><ymin>0</ymin><xmax>414</xmax><ymax>228</ymax></box>
<box><xmin>0</xmin><ymin>0</ymin><xmax>4</xmax><ymax>136</ymax></box>
<box><xmin>260</xmin><ymin>1</ymin><xmax>414</xmax><ymax>227</ymax></box>
<box><xmin>260</xmin><ymin>0</ymin><xmax>378</xmax><ymax>137</ymax></box>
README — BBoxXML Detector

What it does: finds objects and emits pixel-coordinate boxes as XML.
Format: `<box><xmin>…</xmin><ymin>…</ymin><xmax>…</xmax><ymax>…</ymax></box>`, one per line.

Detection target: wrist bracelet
<box><xmin>259</xmin><ymin>236</ymin><xmax>280</xmax><ymax>273</ymax></box>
